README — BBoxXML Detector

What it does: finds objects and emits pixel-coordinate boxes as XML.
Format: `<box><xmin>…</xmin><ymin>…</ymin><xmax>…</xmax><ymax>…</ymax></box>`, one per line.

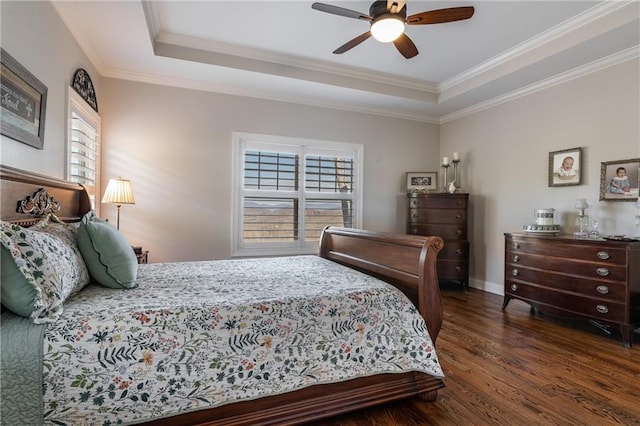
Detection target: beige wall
<box><xmin>441</xmin><ymin>59</ymin><xmax>640</xmax><ymax>294</ymax></box>
<box><xmin>2</xmin><ymin>1</ymin><xmax>638</xmax><ymax>294</ymax></box>
<box><xmin>0</xmin><ymin>1</ymin><xmax>100</xmax><ymax>178</ymax></box>
<box><xmin>98</xmin><ymin>79</ymin><xmax>440</xmax><ymax>262</ymax></box>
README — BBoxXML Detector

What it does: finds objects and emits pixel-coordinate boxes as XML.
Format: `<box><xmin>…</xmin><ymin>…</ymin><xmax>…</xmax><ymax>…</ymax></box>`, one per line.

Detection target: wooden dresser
<box><xmin>503</xmin><ymin>233</ymin><xmax>640</xmax><ymax>347</ymax></box>
<box><xmin>407</xmin><ymin>192</ymin><xmax>469</xmax><ymax>288</ymax></box>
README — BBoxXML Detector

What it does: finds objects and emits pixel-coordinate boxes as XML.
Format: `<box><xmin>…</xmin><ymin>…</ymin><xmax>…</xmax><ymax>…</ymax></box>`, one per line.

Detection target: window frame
<box><xmin>232</xmin><ymin>132</ymin><xmax>363</xmax><ymax>257</ymax></box>
<box><xmin>66</xmin><ymin>87</ymin><xmax>101</xmax><ymax>214</ymax></box>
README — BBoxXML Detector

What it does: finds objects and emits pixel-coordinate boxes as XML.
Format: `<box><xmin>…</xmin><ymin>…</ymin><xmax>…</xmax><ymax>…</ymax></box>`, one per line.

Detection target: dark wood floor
<box><xmin>309</xmin><ymin>287</ymin><xmax>640</xmax><ymax>425</ymax></box>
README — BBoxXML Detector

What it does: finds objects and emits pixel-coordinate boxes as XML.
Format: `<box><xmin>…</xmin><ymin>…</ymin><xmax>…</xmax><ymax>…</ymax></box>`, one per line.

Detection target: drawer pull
<box><xmin>455</xmin><ymin>266</ymin><xmax>462</xmax><ymax>272</ymax></box>
<box><xmin>456</xmin><ymin>248</ymin><xmax>464</xmax><ymax>255</ymax></box>
<box><xmin>412</xmin><ymin>213</ymin><xmax>417</xmax><ymax>219</ymax></box>
<box><xmin>596</xmin><ymin>268</ymin><xmax>609</xmax><ymax>277</ymax></box>
<box><xmin>513</xmin><ymin>255</ymin><xmax>520</xmax><ymax>263</ymax></box>
<box><xmin>513</xmin><ymin>243</ymin><xmax>520</xmax><ymax>249</ymax></box>
<box><xmin>596</xmin><ymin>251</ymin><xmax>610</xmax><ymax>260</ymax></box>
<box><xmin>456</xmin><ymin>229</ymin><xmax>462</xmax><ymax>235</ymax></box>
<box><xmin>456</xmin><ymin>214</ymin><xmax>462</xmax><ymax>219</ymax></box>
<box><xmin>596</xmin><ymin>285</ymin><xmax>610</xmax><ymax>295</ymax></box>
<box><xmin>510</xmin><ymin>284</ymin><xmax>518</xmax><ymax>292</ymax></box>
<box><xmin>596</xmin><ymin>305</ymin><xmax>609</xmax><ymax>314</ymax></box>
<box><xmin>511</xmin><ymin>269</ymin><xmax>519</xmax><ymax>277</ymax></box>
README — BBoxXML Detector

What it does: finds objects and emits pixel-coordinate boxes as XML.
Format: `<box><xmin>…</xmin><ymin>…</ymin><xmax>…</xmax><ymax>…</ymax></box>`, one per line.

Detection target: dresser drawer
<box><xmin>439</xmin><ymin>240</ymin><xmax>469</xmax><ymax>260</ymax></box>
<box><xmin>408</xmin><ymin>196</ymin><xmax>467</xmax><ymax>209</ymax></box>
<box><xmin>505</xmin><ymin>253</ymin><xmax>627</xmax><ymax>282</ymax></box>
<box><xmin>438</xmin><ymin>259</ymin><xmax>468</xmax><ymax>279</ymax></box>
<box><xmin>408</xmin><ymin>224</ymin><xmax>467</xmax><ymax>240</ymax></box>
<box><xmin>408</xmin><ymin>208</ymin><xmax>466</xmax><ymax>224</ymax></box>
<box><xmin>504</xmin><ymin>266</ymin><xmax>627</xmax><ymax>302</ymax></box>
<box><xmin>505</xmin><ymin>281</ymin><xmax>627</xmax><ymax>322</ymax></box>
<box><xmin>507</xmin><ymin>238</ymin><xmax>627</xmax><ymax>265</ymax></box>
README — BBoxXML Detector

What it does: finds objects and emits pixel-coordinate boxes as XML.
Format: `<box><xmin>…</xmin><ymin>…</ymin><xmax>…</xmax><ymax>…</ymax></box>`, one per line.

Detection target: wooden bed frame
<box><xmin>0</xmin><ymin>164</ymin><xmax>445</xmax><ymax>426</ymax></box>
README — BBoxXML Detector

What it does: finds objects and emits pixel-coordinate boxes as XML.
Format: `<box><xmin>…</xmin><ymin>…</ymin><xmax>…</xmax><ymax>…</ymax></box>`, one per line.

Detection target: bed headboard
<box><xmin>0</xmin><ymin>165</ymin><xmax>91</xmax><ymax>226</ymax></box>
<box><xmin>319</xmin><ymin>226</ymin><xmax>444</xmax><ymax>343</ymax></box>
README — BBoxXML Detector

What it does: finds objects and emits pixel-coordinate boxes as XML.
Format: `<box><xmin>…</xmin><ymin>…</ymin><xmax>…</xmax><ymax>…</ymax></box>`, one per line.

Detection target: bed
<box><xmin>0</xmin><ymin>164</ymin><xmax>445</xmax><ymax>425</ymax></box>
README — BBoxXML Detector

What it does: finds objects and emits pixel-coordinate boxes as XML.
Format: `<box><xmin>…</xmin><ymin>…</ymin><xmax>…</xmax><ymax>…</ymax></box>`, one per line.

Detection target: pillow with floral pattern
<box><xmin>0</xmin><ymin>218</ymin><xmax>90</xmax><ymax>322</ymax></box>
<box><xmin>32</xmin><ymin>214</ymin><xmax>89</xmax><ymax>282</ymax></box>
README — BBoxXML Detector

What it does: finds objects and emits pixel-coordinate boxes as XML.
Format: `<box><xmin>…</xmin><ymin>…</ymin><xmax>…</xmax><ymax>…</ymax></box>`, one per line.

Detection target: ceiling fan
<box><xmin>311</xmin><ymin>1</ymin><xmax>474</xmax><ymax>59</ymax></box>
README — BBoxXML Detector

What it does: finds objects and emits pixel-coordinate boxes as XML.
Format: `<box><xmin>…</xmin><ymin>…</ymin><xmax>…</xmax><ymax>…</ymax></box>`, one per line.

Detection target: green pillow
<box><xmin>1</xmin><ymin>246</ymin><xmax>37</xmax><ymax>317</ymax></box>
<box><xmin>77</xmin><ymin>212</ymin><xmax>138</xmax><ymax>289</ymax></box>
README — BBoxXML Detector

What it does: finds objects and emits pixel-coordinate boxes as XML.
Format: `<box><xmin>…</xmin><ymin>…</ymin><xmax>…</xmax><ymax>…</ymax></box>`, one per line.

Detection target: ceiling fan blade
<box><xmin>393</xmin><ymin>33</ymin><xmax>418</xmax><ymax>59</ymax></box>
<box><xmin>311</xmin><ymin>3</ymin><xmax>372</xmax><ymax>21</ymax></box>
<box><xmin>333</xmin><ymin>31</ymin><xmax>372</xmax><ymax>54</ymax></box>
<box><xmin>407</xmin><ymin>6</ymin><xmax>475</xmax><ymax>25</ymax></box>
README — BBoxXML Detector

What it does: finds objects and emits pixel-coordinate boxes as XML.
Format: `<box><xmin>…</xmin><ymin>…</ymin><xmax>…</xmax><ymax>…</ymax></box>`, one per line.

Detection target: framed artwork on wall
<box><xmin>0</xmin><ymin>48</ymin><xmax>48</xmax><ymax>149</ymax></box>
<box><xmin>599</xmin><ymin>158</ymin><xmax>639</xmax><ymax>201</ymax></box>
<box><xmin>406</xmin><ymin>171</ymin><xmax>437</xmax><ymax>192</ymax></box>
<box><xmin>549</xmin><ymin>147</ymin><xmax>582</xmax><ymax>187</ymax></box>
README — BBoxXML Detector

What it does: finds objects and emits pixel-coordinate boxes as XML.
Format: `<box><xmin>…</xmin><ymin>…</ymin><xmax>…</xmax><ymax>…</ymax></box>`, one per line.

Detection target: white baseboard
<box><xmin>468</xmin><ymin>278</ymin><xmax>503</xmax><ymax>296</ymax></box>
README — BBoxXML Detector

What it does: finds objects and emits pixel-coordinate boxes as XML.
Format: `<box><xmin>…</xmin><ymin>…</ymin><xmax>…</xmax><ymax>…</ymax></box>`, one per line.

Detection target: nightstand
<box><xmin>132</xmin><ymin>246</ymin><xmax>149</xmax><ymax>264</ymax></box>
<box><xmin>136</xmin><ymin>250</ymin><xmax>149</xmax><ymax>264</ymax></box>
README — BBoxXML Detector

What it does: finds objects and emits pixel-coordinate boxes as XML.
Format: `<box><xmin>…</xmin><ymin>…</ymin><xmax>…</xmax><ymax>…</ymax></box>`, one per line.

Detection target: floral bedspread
<box><xmin>42</xmin><ymin>255</ymin><xmax>443</xmax><ymax>425</ymax></box>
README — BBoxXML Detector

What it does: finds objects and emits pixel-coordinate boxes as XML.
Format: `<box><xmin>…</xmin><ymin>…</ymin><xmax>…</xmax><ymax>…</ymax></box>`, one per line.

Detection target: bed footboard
<box><xmin>319</xmin><ymin>226</ymin><xmax>444</xmax><ymax>344</ymax></box>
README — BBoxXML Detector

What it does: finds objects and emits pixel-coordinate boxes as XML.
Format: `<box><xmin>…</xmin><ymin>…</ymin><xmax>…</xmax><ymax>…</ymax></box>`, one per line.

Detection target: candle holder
<box><xmin>452</xmin><ymin>158</ymin><xmax>461</xmax><ymax>192</ymax></box>
<box><xmin>441</xmin><ymin>163</ymin><xmax>450</xmax><ymax>193</ymax></box>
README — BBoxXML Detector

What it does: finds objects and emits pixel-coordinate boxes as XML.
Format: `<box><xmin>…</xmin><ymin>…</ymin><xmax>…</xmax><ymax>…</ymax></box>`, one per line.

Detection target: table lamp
<box><xmin>574</xmin><ymin>198</ymin><xmax>589</xmax><ymax>238</ymax></box>
<box><xmin>101</xmin><ymin>177</ymin><xmax>135</xmax><ymax>230</ymax></box>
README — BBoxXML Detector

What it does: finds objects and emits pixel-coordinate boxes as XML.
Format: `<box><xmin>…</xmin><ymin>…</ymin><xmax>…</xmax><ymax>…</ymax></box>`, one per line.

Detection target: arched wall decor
<box><xmin>71</xmin><ymin>68</ymin><xmax>98</xmax><ymax>112</ymax></box>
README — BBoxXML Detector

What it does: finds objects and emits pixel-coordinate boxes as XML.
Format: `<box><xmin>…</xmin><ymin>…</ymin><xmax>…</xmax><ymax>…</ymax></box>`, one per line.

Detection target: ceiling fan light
<box><xmin>370</xmin><ymin>15</ymin><xmax>405</xmax><ymax>42</ymax></box>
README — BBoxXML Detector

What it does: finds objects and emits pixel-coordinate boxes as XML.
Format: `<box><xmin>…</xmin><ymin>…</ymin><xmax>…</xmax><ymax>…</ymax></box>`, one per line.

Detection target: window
<box><xmin>66</xmin><ymin>88</ymin><xmax>101</xmax><ymax>211</ymax></box>
<box><xmin>232</xmin><ymin>133</ymin><xmax>363</xmax><ymax>257</ymax></box>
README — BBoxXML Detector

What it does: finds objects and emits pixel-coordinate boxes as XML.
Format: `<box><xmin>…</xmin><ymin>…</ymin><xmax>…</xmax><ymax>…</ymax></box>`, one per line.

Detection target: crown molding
<box><xmin>439</xmin><ymin>1</ymin><xmax>639</xmax><ymax>103</ymax></box>
<box><xmin>101</xmin><ymin>67</ymin><xmax>440</xmax><ymax>124</ymax></box>
<box><xmin>152</xmin><ymin>32</ymin><xmax>439</xmax><ymax>103</ymax></box>
<box><xmin>440</xmin><ymin>45</ymin><xmax>639</xmax><ymax>124</ymax></box>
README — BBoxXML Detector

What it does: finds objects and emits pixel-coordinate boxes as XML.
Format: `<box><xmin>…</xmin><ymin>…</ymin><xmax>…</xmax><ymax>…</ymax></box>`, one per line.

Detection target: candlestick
<box><xmin>441</xmin><ymin>163</ymin><xmax>450</xmax><ymax>193</ymax></box>
<box><xmin>452</xmin><ymin>158</ymin><xmax>461</xmax><ymax>192</ymax></box>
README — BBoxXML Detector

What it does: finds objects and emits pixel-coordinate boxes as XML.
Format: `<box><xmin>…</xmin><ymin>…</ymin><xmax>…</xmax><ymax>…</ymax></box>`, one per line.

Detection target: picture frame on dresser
<box><xmin>599</xmin><ymin>158</ymin><xmax>640</xmax><ymax>201</ymax></box>
<box><xmin>0</xmin><ymin>48</ymin><xmax>47</xmax><ymax>149</ymax></box>
<box><xmin>406</xmin><ymin>171</ymin><xmax>437</xmax><ymax>192</ymax></box>
<box><xmin>548</xmin><ymin>147</ymin><xmax>582</xmax><ymax>187</ymax></box>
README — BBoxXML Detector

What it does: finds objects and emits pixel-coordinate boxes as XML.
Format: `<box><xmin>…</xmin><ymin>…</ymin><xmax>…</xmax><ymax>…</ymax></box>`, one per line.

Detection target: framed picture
<box><xmin>406</xmin><ymin>171</ymin><xmax>437</xmax><ymax>192</ymax></box>
<box><xmin>0</xmin><ymin>48</ymin><xmax>47</xmax><ymax>149</ymax></box>
<box><xmin>599</xmin><ymin>158</ymin><xmax>640</xmax><ymax>201</ymax></box>
<box><xmin>549</xmin><ymin>147</ymin><xmax>582</xmax><ymax>187</ymax></box>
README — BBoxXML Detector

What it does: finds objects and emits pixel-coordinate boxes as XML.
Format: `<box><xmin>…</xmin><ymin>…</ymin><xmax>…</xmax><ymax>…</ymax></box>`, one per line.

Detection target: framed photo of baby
<box><xmin>549</xmin><ymin>147</ymin><xmax>582</xmax><ymax>187</ymax></box>
<box><xmin>599</xmin><ymin>158</ymin><xmax>640</xmax><ymax>201</ymax></box>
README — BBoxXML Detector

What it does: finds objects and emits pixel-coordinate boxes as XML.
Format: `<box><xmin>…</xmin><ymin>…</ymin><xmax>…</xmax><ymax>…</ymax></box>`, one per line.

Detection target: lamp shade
<box><xmin>574</xmin><ymin>198</ymin><xmax>589</xmax><ymax>210</ymax></box>
<box><xmin>102</xmin><ymin>177</ymin><xmax>135</xmax><ymax>205</ymax></box>
<box><xmin>370</xmin><ymin>15</ymin><xmax>405</xmax><ymax>42</ymax></box>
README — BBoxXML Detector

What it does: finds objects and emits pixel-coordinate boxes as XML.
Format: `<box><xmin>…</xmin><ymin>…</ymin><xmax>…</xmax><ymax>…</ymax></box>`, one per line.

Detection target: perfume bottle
<box><xmin>590</xmin><ymin>219</ymin><xmax>600</xmax><ymax>239</ymax></box>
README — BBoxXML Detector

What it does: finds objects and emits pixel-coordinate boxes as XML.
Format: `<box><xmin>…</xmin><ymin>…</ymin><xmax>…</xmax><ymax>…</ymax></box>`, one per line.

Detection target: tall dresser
<box><xmin>406</xmin><ymin>192</ymin><xmax>469</xmax><ymax>288</ymax></box>
<box><xmin>503</xmin><ymin>233</ymin><xmax>640</xmax><ymax>347</ymax></box>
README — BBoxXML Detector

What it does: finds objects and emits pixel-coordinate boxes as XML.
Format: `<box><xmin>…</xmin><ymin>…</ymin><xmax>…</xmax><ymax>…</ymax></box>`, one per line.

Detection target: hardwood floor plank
<box><xmin>309</xmin><ymin>289</ymin><xmax>640</xmax><ymax>425</ymax></box>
